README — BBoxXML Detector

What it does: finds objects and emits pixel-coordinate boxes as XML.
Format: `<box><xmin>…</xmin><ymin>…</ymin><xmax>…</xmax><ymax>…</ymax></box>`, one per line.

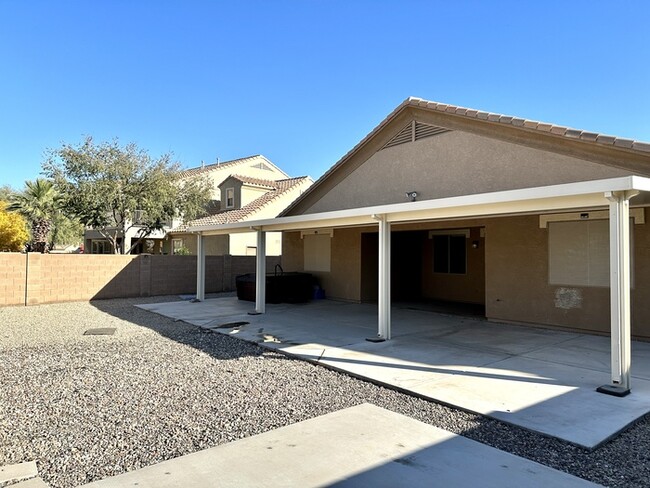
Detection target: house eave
<box><xmin>189</xmin><ymin>176</ymin><xmax>650</xmax><ymax>235</ymax></box>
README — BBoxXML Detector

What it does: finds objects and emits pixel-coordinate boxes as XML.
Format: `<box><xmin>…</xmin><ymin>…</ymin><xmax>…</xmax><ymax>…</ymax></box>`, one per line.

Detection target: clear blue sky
<box><xmin>1</xmin><ymin>1</ymin><xmax>649</xmax><ymax>189</ymax></box>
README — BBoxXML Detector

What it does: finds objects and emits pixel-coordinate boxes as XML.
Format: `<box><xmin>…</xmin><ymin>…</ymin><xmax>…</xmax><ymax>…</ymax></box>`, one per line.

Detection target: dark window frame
<box><xmin>433</xmin><ymin>234</ymin><xmax>467</xmax><ymax>275</ymax></box>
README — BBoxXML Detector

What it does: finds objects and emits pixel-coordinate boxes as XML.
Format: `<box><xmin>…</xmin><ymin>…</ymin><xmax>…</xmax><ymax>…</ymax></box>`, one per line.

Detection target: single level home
<box><xmin>190</xmin><ymin>97</ymin><xmax>650</xmax><ymax>397</ymax></box>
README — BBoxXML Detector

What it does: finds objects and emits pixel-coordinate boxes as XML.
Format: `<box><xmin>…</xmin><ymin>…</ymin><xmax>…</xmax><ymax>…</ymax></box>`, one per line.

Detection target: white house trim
<box><xmin>192</xmin><ymin>175</ymin><xmax>650</xmax><ymax>394</ymax></box>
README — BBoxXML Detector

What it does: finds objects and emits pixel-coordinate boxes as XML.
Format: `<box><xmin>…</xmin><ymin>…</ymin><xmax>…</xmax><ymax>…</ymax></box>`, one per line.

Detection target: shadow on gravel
<box><xmin>89</xmin><ymin>296</ymin><xmax>276</xmax><ymax>362</ymax></box>
<box><xmin>86</xmin><ymin>296</ymin><xmax>650</xmax><ymax>488</ymax></box>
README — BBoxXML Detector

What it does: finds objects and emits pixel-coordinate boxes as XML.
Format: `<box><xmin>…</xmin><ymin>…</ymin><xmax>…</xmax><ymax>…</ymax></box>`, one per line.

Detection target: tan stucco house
<box><xmin>190</xmin><ymin>97</ymin><xmax>650</xmax><ymax>396</ymax></box>
<box><xmin>85</xmin><ymin>155</ymin><xmax>309</xmax><ymax>255</ymax></box>
<box><xmin>169</xmin><ymin>173</ymin><xmax>312</xmax><ymax>256</ymax></box>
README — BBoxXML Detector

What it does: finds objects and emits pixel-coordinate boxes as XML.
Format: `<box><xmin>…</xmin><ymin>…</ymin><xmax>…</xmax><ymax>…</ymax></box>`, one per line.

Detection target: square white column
<box><xmin>598</xmin><ymin>190</ymin><xmax>638</xmax><ymax>397</ymax></box>
<box><xmin>195</xmin><ymin>233</ymin><xmax>205</xmax><ymax>302</ymax></box>
<box><xmin>254</xmin><ymin>229</ymin><xmax>266</xmax><ymax>314</ymax></box>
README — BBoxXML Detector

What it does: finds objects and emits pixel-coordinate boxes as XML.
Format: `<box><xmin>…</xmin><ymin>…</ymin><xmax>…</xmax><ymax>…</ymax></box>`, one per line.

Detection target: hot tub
<box><xmin>236</xmin><ymin>271</ymin><xmax>315</xmax><ymax>304</ymax></box>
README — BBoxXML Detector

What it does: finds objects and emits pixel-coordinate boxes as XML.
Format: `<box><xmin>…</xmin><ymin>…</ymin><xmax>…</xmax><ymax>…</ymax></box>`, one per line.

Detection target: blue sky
<box><xmin>1</xmin><ymin>1</ymin><xmax>648</xmax><ymax>189</ymax></box>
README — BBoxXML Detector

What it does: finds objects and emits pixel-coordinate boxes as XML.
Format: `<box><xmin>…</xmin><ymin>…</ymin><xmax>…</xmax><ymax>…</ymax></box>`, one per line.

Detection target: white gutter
<box><xmin>189</xmin><ymin>176</ymin><xmax>650</xmax><ymax>235</ymax></box>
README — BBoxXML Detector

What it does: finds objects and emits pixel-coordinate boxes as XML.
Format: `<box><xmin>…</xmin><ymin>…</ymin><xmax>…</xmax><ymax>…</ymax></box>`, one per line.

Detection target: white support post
<box><xmin>195</xmin><ymin>233</ymin><xmax>205</xmax><ymax>302</ymax></box>
<box><xmin>598</xmin><ymin>190</ymin><xmax>638</xmax><ymax>397</ymax></box>
<box><xmin>377</xmin><ymin>215</ymin><xmax>392</xmax><ymax>340</ymax></box>
<box><xmin>254</xmin><ymin>229</ymin><xmax>266</xmax><ymax>314</ymax></box>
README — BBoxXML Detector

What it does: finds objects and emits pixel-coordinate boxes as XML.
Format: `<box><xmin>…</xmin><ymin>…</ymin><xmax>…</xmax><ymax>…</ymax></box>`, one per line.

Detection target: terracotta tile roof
<box><xmin>280</xmin><ymin>97</ymin><xmax>650</xmax><ymax>217</ymax></box>
<box><xmin>225</xmin><ymin>174</ymin><xmax>278</xmax><ymax>189</ymax></box>
<box><xmin>403</xmin><ymin>98</ymin><xmax>650</xmax><ymax>152</ymax></box>
<box><xmin>179</xmin><ymin>155</ymin><xmax>288</xmax><ymax>178</ymax></box>
<box><xmin>169</xmin><ymin>176</ymin><xmax>311</xmax><ymax>233</ymax></box>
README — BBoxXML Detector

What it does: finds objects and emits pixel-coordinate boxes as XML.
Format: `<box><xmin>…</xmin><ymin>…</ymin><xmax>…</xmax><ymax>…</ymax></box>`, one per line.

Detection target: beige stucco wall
<box><xmin>283</xmin><ymin>228</ymin><xmax>364</xmax><ymax>302</ymax></box>
<box><xmin>303</xmin><ymin>130</ymin><xmax>631</xmax><ymax>214</ymax></box>
<box><xmin>201</xmin><ymin>160</ymin><xmax>288</xmax><ymax>201</ymax></box>
<box><xmin>485</xmin><ymin>213</ymin><xmax>650</xmax><ymax>338</ymax></box>
<box><xmin>229</xmin><ymin>232</ymin><xmax>282</xmax><ymax>256</ymax></box>
<box><xmin>241</xmin><ymin>186</ymin><xmax>270</xmax><ymax>207</ymax></box>
<box><xmin>282</xmin><ymin>212</ymin><xmax>650</xmax><ymax>339</ymax></box>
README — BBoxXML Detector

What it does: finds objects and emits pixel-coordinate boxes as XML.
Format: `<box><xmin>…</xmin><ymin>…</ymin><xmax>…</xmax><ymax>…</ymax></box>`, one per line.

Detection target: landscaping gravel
<box><xmin>1</xmin><ymin>297</ymin><xmax>649</xmax><ymax>487</ymax></box>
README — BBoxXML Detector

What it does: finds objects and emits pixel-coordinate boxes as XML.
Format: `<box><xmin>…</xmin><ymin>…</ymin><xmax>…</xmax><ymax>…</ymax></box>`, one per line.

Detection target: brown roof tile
<box><xmin>179</xmin><ymin>155</ymin><xmax>287</xmax><ymax>178</ymax></box>
<box><xmin>225</xmin><ymin>174</ymin><xmax>279</xmax><ymax>189</ymax></box>
<box><xmin>281</xmin><ymin>97</ymin><xmax>650</xmax><ymax>217</ymax></box>
<box><xmin>170</xmin><ymin>176</ymin><xmax>311</xmax><ymax>232</ymax></box>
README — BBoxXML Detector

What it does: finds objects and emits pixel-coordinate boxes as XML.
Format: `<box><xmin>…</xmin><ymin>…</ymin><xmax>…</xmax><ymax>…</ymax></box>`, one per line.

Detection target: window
<box><xmin>226</xmin><ymin>188</ymin><xmax>235</xmax><ymax>208</ymax></box>
<box><xmin>91</xmin><ymin>240</ymin><xmax>112</xmax><ymax>254</ymax></box>
<box><xmin>548</xmin><ymin>220</ymin><xmax>614</xmax><ymax>287</ymax></box>
<box><xmin>303</xmin><ymin>232</ymin><xmax>332</xmax><ymax>272</ymax></box>
<box><xmin>431</xmin><ymin>232</ymin><xmax>467</xmax><ymax>274</ymax></box>
<box><xmin>172</xmin><ymin>239</ymin><xmax>183</xmax><ymax>255</ymax></box>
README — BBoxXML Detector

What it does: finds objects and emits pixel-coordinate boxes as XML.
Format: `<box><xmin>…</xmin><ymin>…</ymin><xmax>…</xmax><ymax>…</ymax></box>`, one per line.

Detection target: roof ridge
<box><xmin>279</xmin><ymin>97</ymin><xmax>650</xmax><ymax>217</ymax></box>
<box><xmin>179</xmin><ymin>154</ymin><xmax>268</xmax><ymax>176</ymax></box>
<box><xmin>227</xmin><ymin>174</ymin><xmax>279</xmax><ymax>187</ymax></box>
<box><xmin>405</xmin><ymin>97</ymin><xmax>649</xmax><ymax>152</ymax></box>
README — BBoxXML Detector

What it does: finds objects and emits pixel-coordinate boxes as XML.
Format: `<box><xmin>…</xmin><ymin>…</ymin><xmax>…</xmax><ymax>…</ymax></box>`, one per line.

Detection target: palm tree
<box><xmin>8</xmin><ymin>179</ymin><xmax>60</xmax><ymax>253</ymax></box>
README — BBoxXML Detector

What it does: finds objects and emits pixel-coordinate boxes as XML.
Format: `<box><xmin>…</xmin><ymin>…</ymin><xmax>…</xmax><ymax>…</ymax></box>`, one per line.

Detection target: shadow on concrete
<box><xmin>89</xmin><ymin>295</ymin><xmax>280</xmax><ymax>362</ymax></box>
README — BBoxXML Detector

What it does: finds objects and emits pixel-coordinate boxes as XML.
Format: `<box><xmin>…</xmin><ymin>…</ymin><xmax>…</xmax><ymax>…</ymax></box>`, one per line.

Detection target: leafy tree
<box><xmin>49</xmin><ymin>213</ymin><xmax>84</xmax><ymax>249</ymax></box>
<box><xmin>7</xmin><ymin>179</ymin><xmax>60</xmax><ymax>253</ymax></box>
<box><xmin>43</xmin><ymin>137</ymin><xmax>212</xmax><ymax>254</ymax></box>
<box><xmin>0</xmin><ymin>201</ymin><xmax>30</xmax><ymax>252</ymax></box>
<box><xmin>0</xmin><ymin>185</ymin><xmax>15</xmax><ymax>202</ymax></box>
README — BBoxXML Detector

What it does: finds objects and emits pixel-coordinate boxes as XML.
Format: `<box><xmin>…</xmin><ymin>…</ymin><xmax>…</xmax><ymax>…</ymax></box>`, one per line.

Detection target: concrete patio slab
<box><xmin>0</xmin><ymin>461</ymin><xmax>38</xmax><ymax>484</ymax></box>
<box><xmin>80</xmin><ymin>404</ymin><xmax>601</xmax><ymax>488</ymax></box>
<box><xmin>13</xmin><ymin>478</ymin><xmax>50</xmax><ymax>488</ymax></box>
<box><xmin>137</xmin><ymin>298</ymin><xmax>650</xmax><ymax>448</ymax></box>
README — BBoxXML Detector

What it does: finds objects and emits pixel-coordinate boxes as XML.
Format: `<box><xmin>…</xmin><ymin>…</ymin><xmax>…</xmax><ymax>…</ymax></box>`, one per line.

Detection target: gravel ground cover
<box><xmin>1</xmin><ymin>297</ymin><xmax>649</xmax><ymax>488</ymax></box>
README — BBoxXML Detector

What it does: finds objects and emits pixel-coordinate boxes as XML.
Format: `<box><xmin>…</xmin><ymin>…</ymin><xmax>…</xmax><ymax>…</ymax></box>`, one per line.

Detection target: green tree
<box><xmin>0</xmin><ymin>201</ymin><xmax>30</xmax><ymax>252</ymax></box>
<box><xmin>49</xmin><ymin>212</ymin><xmax>84</xmax><ymax>249</ymax></box>
<box><xmin>8</xmin><ymin>179</ymin><xmax>60</xmax><ymax>253</ymax></box>
<box><xmin>43</xmin><ymin>137</ymin><xmax>212</xmax><ymax>254</ymax></box>
<box><xmin>0</xmin><ymin>185</ymin><xmax>15</xmax><ymax>202</ymax></box>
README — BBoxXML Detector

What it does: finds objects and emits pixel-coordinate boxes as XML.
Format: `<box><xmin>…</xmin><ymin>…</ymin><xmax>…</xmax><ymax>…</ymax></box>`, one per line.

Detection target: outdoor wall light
<box><xmin>406</xmin><ymin>191</ymin><xmax>418</xmax><ymax>202</ymax></box>
<box><xmin>472</xmin><ymin>240</ymin><xmax>480</xmax><ymax>249</ymax></box>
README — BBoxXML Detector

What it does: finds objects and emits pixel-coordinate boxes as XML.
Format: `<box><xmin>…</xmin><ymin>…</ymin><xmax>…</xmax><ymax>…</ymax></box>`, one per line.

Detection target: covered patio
<box><xmin>138</xmin><ymin>297</ymin><xmax>650</xmax><ymax>449</ymax></box>
<box><xmin>193</xmin><ymin>176</ymin><xmax>650</xmax><ymax>387</ymax></box>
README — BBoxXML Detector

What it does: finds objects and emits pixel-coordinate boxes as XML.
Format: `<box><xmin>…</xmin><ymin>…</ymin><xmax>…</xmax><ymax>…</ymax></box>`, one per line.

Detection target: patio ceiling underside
<box><xmin>190</xmin><ymin>176</ymin><xmax>650</xmax><ymax>235</ymax></box>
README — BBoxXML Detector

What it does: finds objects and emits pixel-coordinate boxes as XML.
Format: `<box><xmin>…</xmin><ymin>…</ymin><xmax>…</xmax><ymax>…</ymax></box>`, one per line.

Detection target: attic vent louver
<box><xmin>251</xmin><ymin>161</ymin><xmax>273</xmax><ymax>171</ymax></box>
<box><xmin>381</xmin><ymin>121</ymin><xmax>450</xmax><ymax>150</ymax></box>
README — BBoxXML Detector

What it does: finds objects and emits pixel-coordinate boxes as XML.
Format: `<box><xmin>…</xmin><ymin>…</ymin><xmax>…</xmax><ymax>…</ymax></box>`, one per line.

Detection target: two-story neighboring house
<box><xmin>167</xmin><ymin>173</ymin><xmax>313</xmax><ymax>256</ymax></box>
<box><xmin>85</xmin><ymin>155</ymin><xmax>302</xmax><ymax>254</ymax></box>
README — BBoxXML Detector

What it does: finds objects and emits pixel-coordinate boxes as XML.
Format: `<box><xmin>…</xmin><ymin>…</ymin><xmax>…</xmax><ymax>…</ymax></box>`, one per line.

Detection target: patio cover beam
<box><xmin>189</xmin><ymin>176</ymin><xmax>650</xmax><ymax>236</ymax></box>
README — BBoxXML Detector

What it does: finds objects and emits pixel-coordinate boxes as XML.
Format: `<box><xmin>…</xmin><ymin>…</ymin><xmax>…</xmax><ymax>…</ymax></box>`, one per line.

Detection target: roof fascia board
<box><xmin>190</xmin><ymin>176</ymin><xmax>649</xmax><ymax>235</ymax></box>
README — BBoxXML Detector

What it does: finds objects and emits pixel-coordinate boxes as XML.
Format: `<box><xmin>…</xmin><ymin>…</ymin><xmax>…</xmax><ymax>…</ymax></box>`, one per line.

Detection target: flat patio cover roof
<box><xmin>189</xmin><ymin>176</ymin><xmax>650</xmax><ymax>235</ymax></box>
<box><xmin>190</xmin><ymin>175</ymin><xmax>650</xmax><ymax>397</ymax></box>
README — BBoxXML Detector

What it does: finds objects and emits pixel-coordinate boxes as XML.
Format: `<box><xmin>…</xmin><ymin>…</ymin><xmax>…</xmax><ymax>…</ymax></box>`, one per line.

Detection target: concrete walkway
<box><xmin>137</xmin><ymin>298</ymin><xmax>650</xmax><ymax>448</ymax></box>
<box><xmin>81</xmin><ymin>404</ymin><xmax>601</xmax><ymax>488</ymax></box>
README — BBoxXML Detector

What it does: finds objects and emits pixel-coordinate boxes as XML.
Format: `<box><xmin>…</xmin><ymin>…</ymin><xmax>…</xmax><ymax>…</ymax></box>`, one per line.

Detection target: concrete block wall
<box><xmin>0</xmin><ymin>253</ymin><xmax>27</xmax><ymax>306</ymax></box>
<box><xmin>0</xmin><ymin>253</ymin><xmax>279</xmax><ymax>306</ymax></box>
<box><xmin>26</xmin><ymin>254</ymin><xmax>141</xmax><ymax>304</ymax></box>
